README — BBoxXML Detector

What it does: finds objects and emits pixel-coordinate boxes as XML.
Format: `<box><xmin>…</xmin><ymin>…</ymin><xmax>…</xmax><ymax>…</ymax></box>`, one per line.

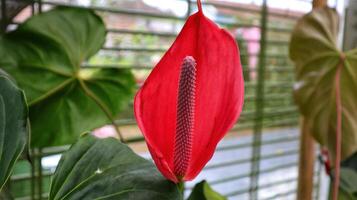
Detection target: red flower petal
<box><xmin>134</xmin><ymin>2</ymin><xmax>244</xmax><ymax>182</ymax></box>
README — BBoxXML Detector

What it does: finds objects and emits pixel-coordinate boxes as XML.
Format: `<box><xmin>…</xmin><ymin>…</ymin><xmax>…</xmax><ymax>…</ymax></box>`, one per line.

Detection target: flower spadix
<box><xmin>134</xmin><ymin>0</ymin><xmax>244</xmax><ymax>183</ymax></box>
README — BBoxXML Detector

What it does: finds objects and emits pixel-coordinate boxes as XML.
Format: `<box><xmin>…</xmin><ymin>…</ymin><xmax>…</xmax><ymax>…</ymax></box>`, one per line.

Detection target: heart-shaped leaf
<box><xmin>289</xmin><ymin>7</ymin><xmax>357</xmax><ymax>161</ymax></box>
<box><xmin>187</xmin><ymin>180</ymin><xmax>226</xmax><ymax>200</ymax></box>
<box><xmin>0</xmin><ymin>6</ymin><xmax>136</xmax><ymax>147</ymax></box>
<box><xmin>49</xmin><ymin>134</ymin><xmax>181</xmax><ymax>200</ymax></box>
<box><xmin>0</xmin><ymin>71</ymin><xmax>28</xmax><ymax>190</ymax></box>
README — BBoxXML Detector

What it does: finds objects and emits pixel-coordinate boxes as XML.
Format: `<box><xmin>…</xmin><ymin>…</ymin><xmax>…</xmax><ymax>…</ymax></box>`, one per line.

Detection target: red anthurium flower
<box><xmin>134</xmin><ymin>0</ymin><xmax>244</xmax><ymax>183</ymax></box>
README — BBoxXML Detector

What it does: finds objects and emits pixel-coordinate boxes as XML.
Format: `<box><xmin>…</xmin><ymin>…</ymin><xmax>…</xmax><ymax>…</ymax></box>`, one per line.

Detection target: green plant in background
<box><xmin>331</xmin><ymin>153</ymin><xmax>357</xmax><ymax>199</ymax></box>
<box><xmin>0</xmin><ymin>71</ymin><xmax>29</xmax><ymax>191</ymax></box>
<box><xmin>290</xmin><ymin>7</ymin><xmax>357</xmax><ymax>200</ymax></box>
<box><xmin>0</xmin><ymin>6</ymin><xmax>136</xmax><ymax>147</ymax></box>
<box><xmin>236</xmin><ymin>34</ymin><xmax>250</xmax><ymax>82</ymax></box>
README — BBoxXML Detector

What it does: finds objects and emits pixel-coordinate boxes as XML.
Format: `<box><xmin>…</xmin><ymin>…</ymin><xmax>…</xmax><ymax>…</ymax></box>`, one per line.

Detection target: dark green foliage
<box><xmin>49</xmin><ymin>134</ymin><xmax>181</xmax><ymax>200</ymax></box>
<box><xmin>329</xmin><ymin>153</ymin><xmax>357</xmax><ymax>200</ymax></box>
<box><xmin>0</xmin><ymin>6</ymin><xmax>136</xmax><ymax>147</ymax></box>
<box><xmin>0</xmin><ymin>71</ymin><xmax>28</xmax><ymax>191</ymax></box>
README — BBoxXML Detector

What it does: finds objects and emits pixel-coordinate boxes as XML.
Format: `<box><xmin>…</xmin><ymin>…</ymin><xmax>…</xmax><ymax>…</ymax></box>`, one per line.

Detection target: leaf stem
<box><xmin>78</xmin><ymin>79</ymin><xmax>125</xmax><ymax>142</ymax></box>
<box><xmin>332</xmin><ymin>53</ymin><xmax>345</xmax><ymax>200</ymax></box>
<box><xmin>177</xmin><ymin>181</ymin><xmax>185</xmax><ymax>200</ymax></box>
<box><xmin>29</xmin><ymin>78</ymin><xmax>75</xmax><ymax>106</ymax></box>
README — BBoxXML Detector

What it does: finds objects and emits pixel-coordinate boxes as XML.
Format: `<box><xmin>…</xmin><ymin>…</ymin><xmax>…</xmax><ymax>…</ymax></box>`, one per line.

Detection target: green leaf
<box><xmin>327</xmin><ymin>153</ymin><xmax>357</xmax><ymax>199</ymax></box>
<box><xmin>289</xmin><ymin>7</ymin><xmax>357</xmax><ymax>161</ymax></box>
<box><xmin>49</xmin><ymin>134</ymin><xmax>181</xmax><ymax>200</ymax></box>
<box><xmin>331</xmin><ymin>152</ymin><xmax>357</xmax><ymax>199</ymax></box>
<box><xmin>339</xmin><ymin>168</ymin><xmax>357</xmax><ymax>195</ymax></box>
<box><xmin>187</xmin><ymin>180</ymin><xmax>226</xmax><ymax>200</ymax></box>
<box><xmin>0</xmin><ymin>72</ymin><xmax>28</xmax><ymax>191</ymax></box>
<box><xmin>0</xmin><ymin>6</ymin><xmax>136</xmax><ymax>147</ymax></box>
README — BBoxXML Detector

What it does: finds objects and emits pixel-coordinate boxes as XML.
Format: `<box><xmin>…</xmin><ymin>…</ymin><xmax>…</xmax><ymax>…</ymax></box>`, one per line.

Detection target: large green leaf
<box><xmin>187</xmin><ymin>180</ymin><xmax>226</xmax><ymax>200</ymax></box>
<box><xmin>49</xmin><ymin>134</ymin><xmax>181</xmax><ymax>200</ymax></box>
<box><xmin>0</xmin><ymin>7</ymin><xmax>135</xmax><ymax>147</ymax></box>
<box><xmin>289</xmin><ymin>7</ymin><xmax>357</xmax><ymax>161</ymax></box>
<box><xmin>0</xmin><ymin>72</ymin><xmax>28</xmax><ymax>191</ymax></box>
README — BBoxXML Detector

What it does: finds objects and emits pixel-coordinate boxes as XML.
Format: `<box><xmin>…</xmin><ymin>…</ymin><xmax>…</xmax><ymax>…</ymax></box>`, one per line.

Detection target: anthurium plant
<box><xmin>290</xmin><ymin>7</ymin><xmax>357</xmax><ymax>200</ymax></box>
<box><xmin>134</xmin><ymin>0</ymin><xmax>244</xmax><ymax>183</ymax></box>
<box><xmin>0</xmin><ymin>0</ymin><xmax>243</xmax><ymax>199</ymax></box>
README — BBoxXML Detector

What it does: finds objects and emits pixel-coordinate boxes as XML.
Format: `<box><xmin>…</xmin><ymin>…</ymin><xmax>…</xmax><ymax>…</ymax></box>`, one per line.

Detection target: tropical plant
<box><xmin>49</xmin><ymin>133</ymin><xmax>180</xmax><ymax>200</ymax></box>
<box><xmin>0</xmin><ymin>6</ymin><xmax>136</xmax><ymax>147</ymax></box>
<box><xmin>290</xmin><ymin>7</ymin><xmax>357</xmax><ymax>200</ymax></box>
<box><xmin>0</xmin><ymin>1</ymin><xmax>240</xmax><ymax>199</ymax></box>
<box><xmin>0</xmin><ymin>71</ymin><xmax>29</xmax><ymax>191</ymax></box>
<box><xmin>134</xmin><ymin>0</ymin><xmax>244</xmax><ymax>183</ymax></box>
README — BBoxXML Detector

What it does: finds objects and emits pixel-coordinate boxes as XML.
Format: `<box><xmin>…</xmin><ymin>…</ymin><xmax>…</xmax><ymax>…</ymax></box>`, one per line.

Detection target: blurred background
<box><xmin>1</xmin><ymin>0</ymin><xmax>355</xmax><ymax>199</ymax></box>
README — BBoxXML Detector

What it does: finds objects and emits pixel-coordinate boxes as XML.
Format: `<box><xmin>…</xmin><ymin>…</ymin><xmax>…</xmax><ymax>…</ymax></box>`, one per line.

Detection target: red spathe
<box><xmin>134</xmin><ymin>3</ymin><xmax>244</xmax><ymax>183</ymax></box>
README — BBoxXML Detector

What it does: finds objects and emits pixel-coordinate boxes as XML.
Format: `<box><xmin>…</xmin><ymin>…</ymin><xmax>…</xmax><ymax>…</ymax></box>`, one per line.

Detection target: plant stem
<box><xmin>177</xmin><ymin>181</ymin><xmax>185</xmax><ymax>200</ymax></box>
<box><xmin>78</xmin><ymin>79</ymin><xmax>125</xmax><ymax>142</ymax></box>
